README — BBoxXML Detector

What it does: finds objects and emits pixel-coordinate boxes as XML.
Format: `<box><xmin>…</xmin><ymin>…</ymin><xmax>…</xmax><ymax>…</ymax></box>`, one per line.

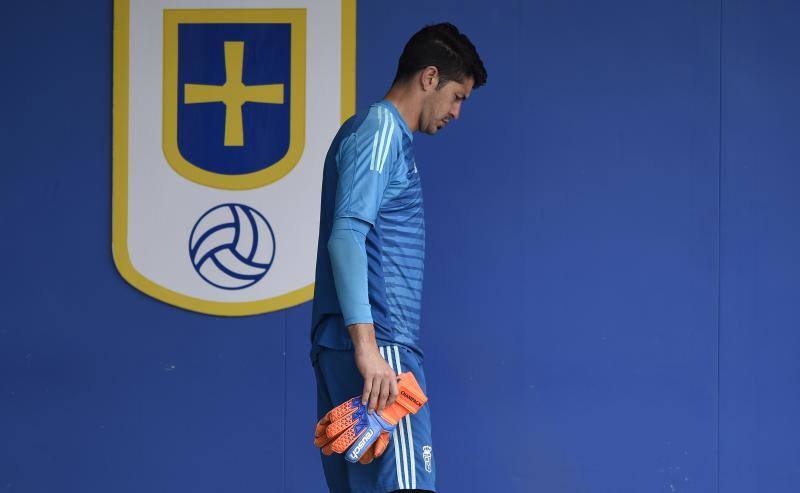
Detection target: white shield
<box><xmin>112</xmin><ymin>0</ymin><xmax>355</xmax><ymax>315</ymax></box>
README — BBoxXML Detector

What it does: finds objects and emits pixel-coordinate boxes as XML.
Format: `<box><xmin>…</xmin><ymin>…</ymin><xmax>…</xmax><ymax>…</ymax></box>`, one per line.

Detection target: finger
<box><xmin>322</xmin><ymin>440</ymin><xmax>337</xmax><ymax>455</ymax></box>
<box><xmin>326</xmin><ymin>407</ymin><xmax>365</xmax><ymax>439</ymax></box>
<box><xmin>314</xmin><ymin>419</ymin><xmax>327</xmax><ymax>445</ymax></box>
<box><xmin>362</xmin><ymin>377</ymin><xmax>373</xmax><ymax>406</ymax></box>
<box><xmin>386</xmin><ymin>374</ymin><xmax>399</xmax><ymax>408</ymax></box>
<box><xmin>316</xmin><ymin>422</ymin><xmax>349</xmax><ymax>448</ymax></box>
<box><xmin>327</xmin><ymin>397</ymin><xmax>362</xmax><ymax>422</ymax></box>
<box><xmin>359</xmin><ymin>445</ymin><xmax>376</xmax><ymax>464</ymax></box>
<box><xmin>315</xmin><ymin>431</ymin><xmax>335</xmax><ymax>449</ymax></box>
<box><xmin>315</xmin><ymin>397</ymin><xmax>360</xmax><ymax>445</ymax></box>
<box><xmin>377</xmin><ymin>377</ymin><xmax>391</xmax><ymax>411</ymax></box>
<box><xmin>314</xmin><ymin>415</ymin><xmax>333</xmax><ymax>449</ymax></box>
<box><xmin>322</xmin><ymin>397</ymin><xmax>362</xmax><ymax>434</ymax></box>
<box><xmin>373</xmin><ymin>431</ymin><xmax>390</xmax><ymax>458</ymax></box>
<box><xmin>330</xmin><ymin>422</ymin><xmax>363</xmax><ymax>454</ymax></box>
<box><xmin>368</xmin><ymin>376</ymin><xmax>382</xmax><ymax>412</ymax></box>
<box><xmin>314</xmin><ymin>417</ymin><xmax>330</xmax><ymax>439</ymax></box>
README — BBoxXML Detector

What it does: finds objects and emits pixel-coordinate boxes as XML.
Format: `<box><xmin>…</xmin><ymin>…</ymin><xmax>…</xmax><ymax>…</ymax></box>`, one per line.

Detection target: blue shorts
<box><xmin>313</xmin><ymin>344</ymin><xmax>437</xmax><ymax>493</ymax></box>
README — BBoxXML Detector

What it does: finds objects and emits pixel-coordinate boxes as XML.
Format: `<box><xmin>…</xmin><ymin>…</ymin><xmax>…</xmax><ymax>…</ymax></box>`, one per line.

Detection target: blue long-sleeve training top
<box><xmin>311</xmin><ymin>99</ymin><xmax>426</xmax><ymax>357</ymax></box>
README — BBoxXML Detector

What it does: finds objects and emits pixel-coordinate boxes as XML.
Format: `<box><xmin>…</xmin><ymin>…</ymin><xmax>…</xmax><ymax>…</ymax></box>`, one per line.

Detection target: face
<box><xmin>419</xmin><ymin>72</ymin><xmax>474</xmax><ymax>135</ymax></box>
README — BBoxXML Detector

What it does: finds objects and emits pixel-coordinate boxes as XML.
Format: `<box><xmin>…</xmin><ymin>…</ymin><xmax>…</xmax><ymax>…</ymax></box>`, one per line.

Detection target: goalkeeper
<box><xmin>310</xmin><ymin>22</ymin><xmax>487</xmax><ymax>493</ymax></box>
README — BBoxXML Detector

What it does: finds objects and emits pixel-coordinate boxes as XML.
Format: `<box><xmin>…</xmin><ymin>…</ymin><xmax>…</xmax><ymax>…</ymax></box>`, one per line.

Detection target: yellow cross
<box><xmin>184</xmin><ymin>41</ymin><xmax>284</xmax><ymax>147</ymax></box>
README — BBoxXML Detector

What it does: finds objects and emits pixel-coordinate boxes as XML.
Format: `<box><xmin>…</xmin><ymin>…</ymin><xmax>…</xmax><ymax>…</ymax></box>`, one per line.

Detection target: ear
<box><xmin>419</xmin><ymin>66</ymin><xmax>439</xmax><ymax>92</ymax></box>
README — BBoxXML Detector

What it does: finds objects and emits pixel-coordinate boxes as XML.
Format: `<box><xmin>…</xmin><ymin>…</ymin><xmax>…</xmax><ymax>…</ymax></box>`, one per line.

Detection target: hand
<box><xmin>348</xmin><ymin>324</ymin><xmax>398</xmax><ymax>412</ymax></box>
<box><xmin>314</xmin><ymin>372</ymin><xmax>427</xmax><ymax>464</ymax></box>
<box><xmin>354</xmin><ymin>344</ymin><xmax>398</xmax><ymax>412</ymax></box>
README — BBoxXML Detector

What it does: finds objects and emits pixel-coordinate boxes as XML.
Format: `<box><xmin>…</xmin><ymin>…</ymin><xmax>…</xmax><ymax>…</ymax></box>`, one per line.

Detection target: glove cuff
<box><xmin>378</xmin><ymin>372</ymin><xmax>428</xmax><ymax>425</ymax></box>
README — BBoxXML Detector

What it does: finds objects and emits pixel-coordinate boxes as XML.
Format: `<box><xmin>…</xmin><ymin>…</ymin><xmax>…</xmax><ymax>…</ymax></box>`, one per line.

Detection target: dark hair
<box><xmin>392</xmin><ymin>22</ymin><xmax>487</xmax><ymax>89</ymax></box>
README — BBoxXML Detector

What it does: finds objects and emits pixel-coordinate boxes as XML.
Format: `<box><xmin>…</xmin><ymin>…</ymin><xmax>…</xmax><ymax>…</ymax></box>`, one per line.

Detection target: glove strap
<box><xmin>378</xmin><ymin>371</ymin><xmax>428</xmax><ymax>425</ymax></box>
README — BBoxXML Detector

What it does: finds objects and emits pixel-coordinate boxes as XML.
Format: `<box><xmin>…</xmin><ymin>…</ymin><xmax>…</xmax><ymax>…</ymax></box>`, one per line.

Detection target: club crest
<box><xmin>163</xmin><ymin>9</ymin><xmax>305</xmax><ymax>190</ymax></box>
<box><xmin>113</xmin><ymin>0</ymin><xmax>355</xmax><ymax>315</ymax></box>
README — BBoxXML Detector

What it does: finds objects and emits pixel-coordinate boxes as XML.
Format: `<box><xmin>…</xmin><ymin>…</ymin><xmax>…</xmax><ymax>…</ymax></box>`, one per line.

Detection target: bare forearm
<box><xmin>347</xmin><ymin>322</ymin><xmax>398</xmax><ymax>411</ymax></box>
<box><xmin>348</xmin><ymin>323</ymin><xmax>377</xmax><ymax>350</ymax></box>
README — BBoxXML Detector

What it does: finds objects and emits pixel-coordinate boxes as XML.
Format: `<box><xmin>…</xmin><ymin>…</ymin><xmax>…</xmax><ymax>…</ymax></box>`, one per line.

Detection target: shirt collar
<box><xmin>379</xmin><ymin>99</ymin><xmax>414</xmax><ymax>142</ymax></box>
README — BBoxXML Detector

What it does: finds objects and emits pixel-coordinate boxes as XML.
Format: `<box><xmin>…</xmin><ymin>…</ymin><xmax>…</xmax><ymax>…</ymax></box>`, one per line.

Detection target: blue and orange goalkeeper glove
<box><xmin>314</xmin><ymin>371</ymin><xmax>428</xmax><ymax>464</ymax></box>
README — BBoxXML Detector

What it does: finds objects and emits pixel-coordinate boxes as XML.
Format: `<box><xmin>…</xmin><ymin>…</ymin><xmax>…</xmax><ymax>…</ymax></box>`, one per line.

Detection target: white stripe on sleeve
<box><xmin>374</xmin><ymin>108</ymin><xmax>392</xmax><ymax>174</ymax></box>
<box><xmin>378</xmin><ymin>117</ymin><xmax>396</xmax><ymax>173</ymax></box>
<box><xmin>369</xmin><ymin>108</ymin><xmax>382</xmax><ymax>170</ymax></box>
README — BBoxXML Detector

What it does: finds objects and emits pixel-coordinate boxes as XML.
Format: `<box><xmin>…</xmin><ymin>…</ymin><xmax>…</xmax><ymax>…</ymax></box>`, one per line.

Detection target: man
<box><xmin>311</xmin><ymin>22</ymin><xmax>487</xmax><ymax>493</ymax></box>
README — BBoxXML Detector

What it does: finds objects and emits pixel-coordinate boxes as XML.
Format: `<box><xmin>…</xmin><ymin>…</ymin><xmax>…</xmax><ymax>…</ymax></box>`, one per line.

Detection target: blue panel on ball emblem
<box><xmin>189</xmin><ymin>204</ymin><xmax>276</xmax><ymax>290</ymax></box>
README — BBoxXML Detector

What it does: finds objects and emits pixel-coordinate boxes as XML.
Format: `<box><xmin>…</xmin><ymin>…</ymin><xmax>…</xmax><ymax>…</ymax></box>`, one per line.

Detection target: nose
<box><xmin>451</xmin><ymin>104</ymin><xmax>461</xmax><ymax>120</ymax></box>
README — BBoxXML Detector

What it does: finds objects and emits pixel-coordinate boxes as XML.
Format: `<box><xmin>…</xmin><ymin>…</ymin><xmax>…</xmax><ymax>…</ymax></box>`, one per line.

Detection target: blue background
<box><xmin>1</xmin><ymin>1</ymin><xmax>798</xmax><ymax>492</ymax></box>
<box><xmin>178</xmin><ymin>23</ymin><xmax>291</xmax><ymax>174</ymax></box>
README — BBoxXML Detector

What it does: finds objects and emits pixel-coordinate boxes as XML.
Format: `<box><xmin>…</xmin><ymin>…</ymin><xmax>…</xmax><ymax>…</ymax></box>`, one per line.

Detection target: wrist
<box><xmin>348</xmin><ymin>323</ymin><xmax>377</xmax><ymax>351</ymax></box>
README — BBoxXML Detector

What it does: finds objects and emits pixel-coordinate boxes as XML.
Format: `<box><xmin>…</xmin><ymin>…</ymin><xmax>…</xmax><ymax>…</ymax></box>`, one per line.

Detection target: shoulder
<box><xmin>335</xmin><ymin>103</ymin><xmax>403</xmax><ymax>172</ymax></box>
<box><xmin>348</xmin><ymin>103</ymin><xmax>401</xmax><ymax>143</ymax></box>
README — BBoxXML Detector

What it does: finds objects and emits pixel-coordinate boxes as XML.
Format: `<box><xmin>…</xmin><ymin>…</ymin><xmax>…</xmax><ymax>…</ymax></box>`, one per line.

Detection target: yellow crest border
<box><xmin>163</xmin><ymin>8</ymin><xmax>307</xmax><ymax>191</ymax></box>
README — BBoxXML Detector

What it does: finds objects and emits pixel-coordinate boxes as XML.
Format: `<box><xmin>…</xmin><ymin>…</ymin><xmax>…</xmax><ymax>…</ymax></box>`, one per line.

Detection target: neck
<box><xmin>384</xmin><ymin>83</ymin><xmax>420</xmax><ymax>133</ymax></box>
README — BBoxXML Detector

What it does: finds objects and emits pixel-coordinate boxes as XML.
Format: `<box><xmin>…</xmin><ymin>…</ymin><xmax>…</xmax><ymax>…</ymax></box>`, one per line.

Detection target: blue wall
<box><xmin>1</xmin><ymin>1</ymin><xmax>798</xmax><ymax>492</ymax></box>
